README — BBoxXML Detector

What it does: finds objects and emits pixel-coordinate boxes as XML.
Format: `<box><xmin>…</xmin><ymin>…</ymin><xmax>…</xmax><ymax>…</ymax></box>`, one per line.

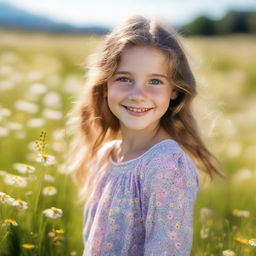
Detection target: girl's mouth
<box><xmin>121</xmin><ymin>105</ymin><xmax>153</xmax><ymax>116</ymax></box>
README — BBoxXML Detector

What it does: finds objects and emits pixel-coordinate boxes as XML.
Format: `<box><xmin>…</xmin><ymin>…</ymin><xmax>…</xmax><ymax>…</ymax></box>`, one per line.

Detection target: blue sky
<box><xmin>2</xmin><ymin>0</ymin><xmax>256</xmax><ymax>28</ymax></box>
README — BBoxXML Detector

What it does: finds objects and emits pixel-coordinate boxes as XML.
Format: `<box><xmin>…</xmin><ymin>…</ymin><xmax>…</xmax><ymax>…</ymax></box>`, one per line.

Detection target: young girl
<box><xmin>67</xmin><ymin>15</ymin><xmax>225</xmax><ymax>256</ymax></box>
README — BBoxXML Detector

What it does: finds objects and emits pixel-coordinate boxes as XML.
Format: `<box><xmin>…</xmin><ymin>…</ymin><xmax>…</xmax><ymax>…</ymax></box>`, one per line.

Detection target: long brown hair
<box><xmin>66</xmin><ymin>15</ymin><xmax>226</xmax><ymax>202</ymax></box>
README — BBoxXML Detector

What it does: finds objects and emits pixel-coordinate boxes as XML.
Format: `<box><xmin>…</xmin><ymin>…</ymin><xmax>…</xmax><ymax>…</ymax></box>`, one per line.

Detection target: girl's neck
<box><xmin>114</xmin><ymin>127</ymin><xmax>173</xmax><ymax>163</ymax></box>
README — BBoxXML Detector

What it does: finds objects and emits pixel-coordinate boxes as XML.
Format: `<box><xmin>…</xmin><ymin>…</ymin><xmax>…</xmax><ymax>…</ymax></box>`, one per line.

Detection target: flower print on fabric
<box><xmin>141</xmin><ymin>150</ymin><xmax>199</xmax><ymax>256</ymax></box>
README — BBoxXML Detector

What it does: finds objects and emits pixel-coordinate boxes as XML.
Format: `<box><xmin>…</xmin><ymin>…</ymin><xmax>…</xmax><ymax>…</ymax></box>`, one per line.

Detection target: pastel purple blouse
<box><xmin>82</xmin><ymin>139</ymin><xmax>200</xmax><ymax>256</ymax></box>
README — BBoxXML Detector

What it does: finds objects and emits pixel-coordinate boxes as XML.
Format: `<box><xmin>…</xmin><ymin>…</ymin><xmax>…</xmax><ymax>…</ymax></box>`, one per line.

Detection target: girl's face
<box><xmin>107</xmin><ymin>46</ymin><xmax>177</xmax><ymax>132</ymax></box>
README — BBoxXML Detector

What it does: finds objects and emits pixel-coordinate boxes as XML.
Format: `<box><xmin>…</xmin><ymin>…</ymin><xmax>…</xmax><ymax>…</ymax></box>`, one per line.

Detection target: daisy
<box><xmin>222</xmin><ymin>249</ymin><xmax>235</xmax><ymax>256</ymax></box>
<box><xmin>42</xmin><ymin>186</ymin><xmax>57</xmax><ymax>196</ymax></box>
<box><xmin>42</xmin><ymin>109</ymin><xmax>63</xmax><ymax>120</ymax></box>
<box><xmin>0</xmin><ymin>192</ymin><xmax>15</xmax><ymax>205</ymax></box>
<box><xmin>36</xmin><ymin>153</ymin><xmax>56</xmax><ymax>166</ymax></box>
<box><xmin>12</xmin><ymin>163</ymin><xmax>36</xmax><ymax>174</ymax></box>
<box><xmin>15</xmin><ymin>100</ymin><xmax>38</xmax><ymax>114</ymax></box>
<box><xmin>13</xmin><ymin>199</ymin><xmax>29</xmax><ymax>210</ymax></box>
<box><xmin>4</xmin><ymin>174</ymin><xmax>27</xmax><ymax>187</ymax></box>
<box><xmin>43</xmin><ymin>207</ymin><xmax>63</xmax><ymax>219</ymax></box>
<box><xmin>29</xmin><ymin>83</ymin><xmax>47</xmax><ymax>94</ymax></box>
<box><xmin>27</xmin><ymin>118</ymin><xmax>45</xmax><ymax>128</ymax></box>
<box><xmin>4</xmin><ymin>219</ymin><xmax>18</xmax><ymax>226</ymax></box>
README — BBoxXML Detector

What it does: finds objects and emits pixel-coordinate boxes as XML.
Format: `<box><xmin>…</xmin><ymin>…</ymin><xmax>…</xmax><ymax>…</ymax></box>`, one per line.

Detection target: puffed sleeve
<box><xmin>141</xmin><ymin>151</ymin><xmax>199</xmax><ymax>256</ymax></box>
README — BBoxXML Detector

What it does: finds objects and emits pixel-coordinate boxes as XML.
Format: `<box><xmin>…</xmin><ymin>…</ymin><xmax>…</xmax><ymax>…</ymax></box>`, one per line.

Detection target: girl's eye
<box><xmin>150</xmin><ymin>79</ymin><xmax>163</xmax><ymax>85</ymax></box>
<box><xmin>115</xmin><ymin>77</ymin><xmax>163</xmax><ymax>85</ymax></box>
<box><xmin>116</xmin><ymin>77</ymin><xmax>131</xmax><ymax>82</ymax></box>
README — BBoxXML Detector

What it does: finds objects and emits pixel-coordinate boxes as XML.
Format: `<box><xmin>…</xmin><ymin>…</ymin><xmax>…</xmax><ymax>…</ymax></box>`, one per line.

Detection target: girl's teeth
<box><xmin>127</xmin><ymin>107</ymin><xmax>149</xmax><ymax>112</ymax></box>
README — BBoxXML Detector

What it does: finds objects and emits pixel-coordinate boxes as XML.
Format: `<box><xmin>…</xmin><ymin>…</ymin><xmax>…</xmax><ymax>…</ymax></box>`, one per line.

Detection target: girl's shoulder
<box><xmin>142</xmin><ymin>140</ymin><xmax>199</xmax><ymax>187</ymax></box>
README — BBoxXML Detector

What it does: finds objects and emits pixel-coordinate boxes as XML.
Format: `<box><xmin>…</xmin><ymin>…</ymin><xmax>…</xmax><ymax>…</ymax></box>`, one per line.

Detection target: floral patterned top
<box><xmin>82</xmin><ymin>139</ymin><xmax>200</xmax><ymax>256</ymax></box>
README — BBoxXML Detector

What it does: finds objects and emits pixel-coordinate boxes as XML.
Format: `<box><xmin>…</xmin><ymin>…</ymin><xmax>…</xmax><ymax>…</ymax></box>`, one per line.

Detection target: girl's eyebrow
<box><xmin>114</xmin><ymin>71</ymin><xmax>168</xmax><ymax>79</ymax></box>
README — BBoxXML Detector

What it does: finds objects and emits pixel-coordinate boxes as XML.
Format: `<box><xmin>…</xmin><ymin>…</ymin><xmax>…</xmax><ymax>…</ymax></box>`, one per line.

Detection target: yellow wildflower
<box><xmin>22</xmin><ymin>243</ymin><xmax>36</xmax><ymax>249</ymax></box>
<box><xmin>234</xmin><ymin>237</ymin><xmax>249</xmax><ymax>245</ymax></box>
<box><xmin>55</xmin><ymin>229</ymin><xmax>64</xmax><ymax>234</ymax></box>
<box><xmin>4</xmin><ymin>219</ymin><xmax>18</xmax><ymax>226</ymax></box>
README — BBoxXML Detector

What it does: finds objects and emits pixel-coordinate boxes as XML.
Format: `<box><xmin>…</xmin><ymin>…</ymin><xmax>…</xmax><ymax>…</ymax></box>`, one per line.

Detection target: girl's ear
<box><xmin>170</xmin><ymin>88</ymin><xmax>178</xmax><ymax>100</ymax></box>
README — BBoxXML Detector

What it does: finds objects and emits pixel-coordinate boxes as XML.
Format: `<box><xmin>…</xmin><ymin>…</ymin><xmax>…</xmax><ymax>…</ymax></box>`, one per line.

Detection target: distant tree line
<box><xmin>179</xmin><ymin>10</ymin><xmax>256</xmax><ymax>36</ymax></box>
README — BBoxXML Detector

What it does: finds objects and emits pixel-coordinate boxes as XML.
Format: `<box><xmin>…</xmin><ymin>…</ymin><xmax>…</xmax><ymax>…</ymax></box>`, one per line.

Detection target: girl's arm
<box><xmin>141</xmin><ymin>151</ymin><xmax>199</xmax><ymax>256</ymax></box>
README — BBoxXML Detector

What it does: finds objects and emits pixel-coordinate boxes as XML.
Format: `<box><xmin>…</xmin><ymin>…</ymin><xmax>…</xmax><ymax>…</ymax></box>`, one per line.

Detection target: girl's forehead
<box><xmin>117</xmin><ymin>46</ymin><xmax>169</xmax><ymax>74</ymax></box>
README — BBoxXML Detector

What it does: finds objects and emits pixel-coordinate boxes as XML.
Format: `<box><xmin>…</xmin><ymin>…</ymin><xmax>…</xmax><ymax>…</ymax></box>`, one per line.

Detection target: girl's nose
<box><xmin>128</xmin><ymin>83</ymin><xmax>146</xmax><ymax>101</ymax></box>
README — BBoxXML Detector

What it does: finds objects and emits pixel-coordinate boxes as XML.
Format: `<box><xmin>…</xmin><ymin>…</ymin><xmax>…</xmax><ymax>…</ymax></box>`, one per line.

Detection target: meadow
<box><xmin>0</xmin><ymin>30</ymin><xmax>255</xmax><ymax>256</ymax></box>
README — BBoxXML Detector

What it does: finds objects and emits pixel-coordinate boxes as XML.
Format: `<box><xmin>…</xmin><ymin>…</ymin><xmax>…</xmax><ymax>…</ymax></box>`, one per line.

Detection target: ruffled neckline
<box><xmin>109</xmin><ymin>139</ymin><xmax>179</xmax><ymax>166</ymax></box>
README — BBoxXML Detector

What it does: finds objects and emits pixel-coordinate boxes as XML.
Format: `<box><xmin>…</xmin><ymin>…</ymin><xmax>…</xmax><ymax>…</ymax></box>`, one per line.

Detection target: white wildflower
<box><xmin>42</xmin><ymin>109</ymin><xmax>63</xmax><ymax>120</ymax></box>
<box><xmin>222</xmin><ymin>249</ymin><xmax>235</xmax><ymax>256</ymax></box>
<box><xmin>0</xmin><ymin>192</ymin><xmax>15</xmax><ymax>205</ymax></box>
<box><xmin>43</xmin><ymin>92</ymin><xmax>61</xmax><ymax>108</ymax></box>
<box><xmin>13</xmin><ymin>163</ymin><xmax>36</xmax><ymax>174</ymax></box>
<box><xmin>200</xmin><ymin>226</ymin><xmax>209</xmax><ymax>239</ymax></box>
<box><xmin>29</xmin><ymin>83</ymin><xmax>47</xmax><ymax>94</ymax></box>
<box><xmin>27</xmin><ymin>118</ymin><xmax>45</xmax><ymax>128</ymax></box>
<box><xmin>42</xmin><ymin>186</ymin><xmax>57</xmax><ymax>196</ymax></box>
<box><xmin>4</xmin><ymin>174</ymin><xmax>27</xmax><ymax>187</ymax></box>
<box><xmin>15</xmin><ymin>100</ymin><xmax>38</xmax><ymax>114</ymax></box>
<box><xmin>0</xmin><ymin>126</ymin><xmax>9</xmax><ymax>136</ymax></box>
<box><xmin>43</xmin><ymin>207</ymin><xmax>63</xmax><ymax>219</ymax></box>
<box><xmin>0</xmin><ymin>108</ymin><xmax>11</xmax><ymax>118</ymax></box>
<box><xmin>13</xmin><ymin>199</ymin><xmax>29</xmax><ymax>210</ymax></box>
<box><xmin>36</xmin><ymin>153</ymin><xmax>56</xmax><ymax>166</ymax></box>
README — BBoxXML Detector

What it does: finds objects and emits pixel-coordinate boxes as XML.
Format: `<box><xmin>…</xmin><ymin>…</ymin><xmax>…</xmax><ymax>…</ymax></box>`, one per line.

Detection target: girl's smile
<box><xmin>121</xmin><ymin>105</ymin><xmax>154</xmax><ymax>116</ymax></box>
